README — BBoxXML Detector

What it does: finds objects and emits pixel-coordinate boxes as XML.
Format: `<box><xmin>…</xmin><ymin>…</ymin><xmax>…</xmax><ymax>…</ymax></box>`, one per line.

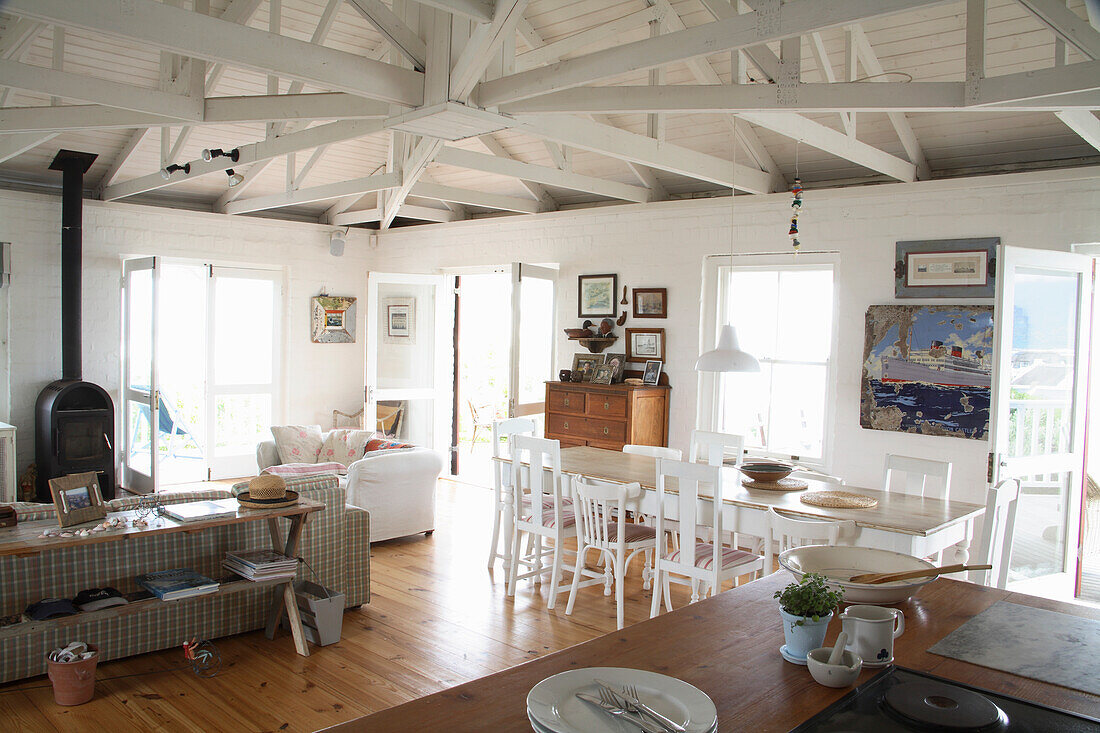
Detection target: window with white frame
<box><xmin>713</xmin><ymin>262</ymin><xmax>835</xmax><ymax>463</ymax></box>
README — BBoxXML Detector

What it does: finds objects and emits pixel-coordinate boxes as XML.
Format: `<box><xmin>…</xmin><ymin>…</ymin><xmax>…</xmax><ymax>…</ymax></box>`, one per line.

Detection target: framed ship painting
<box><xmin>860</xmin><ymin>304</ymin><xmax>993</xmax><ymax>440</ymax></box>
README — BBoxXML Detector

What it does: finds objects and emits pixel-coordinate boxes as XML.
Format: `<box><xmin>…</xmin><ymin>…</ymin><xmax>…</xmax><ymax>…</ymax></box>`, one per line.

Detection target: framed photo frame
<box><xmin>383</xmin><ymin>297</ymin><xmax>416</xmax><ymax>344</ymax></box>
<box><xmin>48</xmin><ymin>471</ymin><xmax>107</xmax><ymax>528</ymax></box>
<box><xmin>632</xmin><ymin>288</ymin><xmax>667</xmax><ymax>318</ymax></box>
<box><xmin>626</xmin><ymin>328</ymin><xmax>665</xmax><ymax>361</ymax></box>
<box><xmin>590</xmin><ymin>365</ymin><xmax>615</xmax><ymax>385</ymax></box>
<box><xmin>603</xmin><ymin>353</ymin><xmax>627</xmax><ymax>383</ymax></box>
<box><xmin>578</xmin><ymin>273</ymin><xmax>618</xmax><ymax>318</ymax></box>
<box><xmin>571</xmin><ymin>353</ymin><xmax>605</xmax><ymax>381</ymax></box>
<box><xmin>642</xmin><ymin>360</ymin><xmax>663</xmax><ymax>385</ymax></box>
<box><xmin>895</xmin><ymin>238</ymin><xmax>998</xmax><ymax>298</ymax></box>
<box><xmin>310</xmin><ymin>295</ymin><xmax>356</xmax><ymax>343</ymax></box>
<box><xmin>387</xmin><ymin>305</ymin><xmax>411</xmax><ymax>337</ymax></box>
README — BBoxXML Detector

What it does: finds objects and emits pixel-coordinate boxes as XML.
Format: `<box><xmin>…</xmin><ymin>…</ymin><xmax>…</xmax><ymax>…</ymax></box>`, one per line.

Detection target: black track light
<box><xmin>160</xmin><ymin>162</ymin><xmax>191</xmax><ymax>180</ymax></box>
<box><xmin>226</xmin><ymin>169</ymin><xmax>244</xmax><ymax>187</ymax></box>
<box><xmin>202</xmin><ymin>148</ymin><xmax>240</xmax><ymax>163</ymax></box>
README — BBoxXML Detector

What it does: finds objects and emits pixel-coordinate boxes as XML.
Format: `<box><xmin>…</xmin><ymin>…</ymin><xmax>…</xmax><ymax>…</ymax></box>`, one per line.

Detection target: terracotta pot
<box><xmin>47</xmin><ymin>644</ymin><xmax>99</xmax><ymax>706</ymax></box>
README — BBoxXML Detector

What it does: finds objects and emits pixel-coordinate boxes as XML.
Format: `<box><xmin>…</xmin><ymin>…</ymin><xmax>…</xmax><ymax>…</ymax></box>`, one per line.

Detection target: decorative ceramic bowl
<box><xmin>778</xmin><ymin>545</ymin><xmax>937</xmax><ymax>604</ymax></box>
<box><xmin>806</xmin><ymin>647</ymin><xmax>862</xmax><ymax>688</ymax></box>
<box><xmin>739</xmin><ymin>462</ymin><xmax>795</xmax><ymax>483</ymax></box>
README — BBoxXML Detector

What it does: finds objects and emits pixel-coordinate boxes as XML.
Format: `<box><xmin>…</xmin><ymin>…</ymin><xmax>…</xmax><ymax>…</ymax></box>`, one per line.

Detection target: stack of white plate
<box><xmin>527</xmin><ymin>667</ymin><xmax>717</xmax><ymax>732</ymax></box>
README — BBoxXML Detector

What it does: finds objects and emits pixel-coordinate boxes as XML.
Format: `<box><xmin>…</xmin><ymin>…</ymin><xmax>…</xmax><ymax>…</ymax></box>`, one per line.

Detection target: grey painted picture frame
<box><xmin>894</xmin><ymin>238</ymin><xmax>999</xmax><ymax>299</ymax></box>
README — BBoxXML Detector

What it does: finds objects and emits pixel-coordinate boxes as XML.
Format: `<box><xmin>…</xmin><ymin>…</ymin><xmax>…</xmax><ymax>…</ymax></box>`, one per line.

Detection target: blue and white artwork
<box><xmin>860</xmin><ymin>304</ymin><xmax>994</xmax><ymax>440</ymax></box>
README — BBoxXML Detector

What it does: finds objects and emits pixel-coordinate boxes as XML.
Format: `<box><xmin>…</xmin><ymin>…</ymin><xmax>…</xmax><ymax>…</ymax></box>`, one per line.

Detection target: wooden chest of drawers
<box><xmin>544</xmin><ymin>381</ymin><xmax>670</xmax><ymax>451</ymax></box>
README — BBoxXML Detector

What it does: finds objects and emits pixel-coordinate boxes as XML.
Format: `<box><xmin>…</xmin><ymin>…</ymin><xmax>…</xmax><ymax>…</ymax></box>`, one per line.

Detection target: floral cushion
<box><xmin>365</xmin><ymin>435</ymin><xmax>415</xmax><ymax>452</ymax></box>
<box><xmin>270</xmin><ymin>425</ymin><xmax>323</xmax><ymax>464</ymax></box>
<box><xmin>320</xmin><ymin>429</ymin><xmax>373</xmax><ymax>468</ymax></box>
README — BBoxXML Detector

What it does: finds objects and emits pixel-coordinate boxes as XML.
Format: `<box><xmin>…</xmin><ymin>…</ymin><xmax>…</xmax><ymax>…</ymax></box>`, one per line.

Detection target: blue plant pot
<box><xmin>780</xmin><ymin>609</ymin><xmax>833</xmax><ymax>660</ymax></box>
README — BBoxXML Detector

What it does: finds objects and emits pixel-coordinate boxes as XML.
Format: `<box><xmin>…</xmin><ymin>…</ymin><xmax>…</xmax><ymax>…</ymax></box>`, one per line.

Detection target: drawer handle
<box><xmin>603</xmin><ymin>427</ymin><xmax>609</xmax><ymax>435</ymax></box>
<box><xmin>603</xmin><ymin>401</ymin><xmax>610</xmax><ymax>410</ymax></box>
<box><xmin>564</xmin><ymin>422</ymin><xmax>569</xmax><ymax>430</ymax></box>
<box><xmin>564</xmin><ymin>398</ymin><xmax>570</xmax><ymax>406</ymax></box>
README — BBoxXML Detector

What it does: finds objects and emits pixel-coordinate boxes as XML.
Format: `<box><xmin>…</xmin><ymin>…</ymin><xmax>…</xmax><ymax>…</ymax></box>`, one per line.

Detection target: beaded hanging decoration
<box><xmin>789</xmin><ymin>141</ymin><xmax>803</xmax><ymax>252</ymax></box>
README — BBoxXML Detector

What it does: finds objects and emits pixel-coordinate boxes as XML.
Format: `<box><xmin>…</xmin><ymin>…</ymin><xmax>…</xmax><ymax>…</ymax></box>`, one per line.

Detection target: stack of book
<box><xmin>223</xmin><ymin>549</ymin><xmax>299</xmax><ymax>582</ymax></box>
<box><xmin>136</xmin><ymin>569</ymin><xmax>220</xmax><ymax>601</ymax></box>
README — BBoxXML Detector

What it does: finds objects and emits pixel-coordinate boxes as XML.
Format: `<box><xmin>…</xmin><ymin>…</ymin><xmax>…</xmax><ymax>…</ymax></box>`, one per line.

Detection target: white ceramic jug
<box><xmin>840</xmin><ymin>604</ymin><xmax>904</xmax><ymax>667</ymax></box>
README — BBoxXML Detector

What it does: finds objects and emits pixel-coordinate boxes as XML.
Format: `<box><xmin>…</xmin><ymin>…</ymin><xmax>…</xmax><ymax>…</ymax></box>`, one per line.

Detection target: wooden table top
<box><xmin>325</xmin><ymin>574</ymin><xmax>1100</xmax><ymax>732</ymax></box>
<box><xmin>0</xmin><ymin>497</ymin><xmax>324</xmax><ymax>557</ymax></box>
<box><xmin>503</xmin><ymin>446</ymin><xmax>985</xmax><ymax>537</ymax></box>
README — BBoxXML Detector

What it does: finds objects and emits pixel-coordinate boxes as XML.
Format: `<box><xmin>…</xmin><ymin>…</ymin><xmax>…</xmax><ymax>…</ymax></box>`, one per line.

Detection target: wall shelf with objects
<box><xmin>544</xmin><ymin>378</ymin><xmax>670</xmax><ymax>451</ymax></box>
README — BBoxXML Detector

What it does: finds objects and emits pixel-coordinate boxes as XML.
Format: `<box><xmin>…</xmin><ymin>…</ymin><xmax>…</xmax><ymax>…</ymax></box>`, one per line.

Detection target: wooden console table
<box><xmin>0</xmin><ymin>498</ymin><xmax>324</xmax><ymax>657</ymax></box>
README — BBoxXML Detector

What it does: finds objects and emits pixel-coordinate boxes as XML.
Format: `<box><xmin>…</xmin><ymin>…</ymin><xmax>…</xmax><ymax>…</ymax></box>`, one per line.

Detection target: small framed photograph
<box><xmin>310</xmin><ymin>295</ymin><xmax>356</xmax><ymax>343</ymax></box>
<box><xmin>626</xmin><ymin>328</ymin><xmax>665</xmax><ymax>361</ymax></box>
<box><xmin>642</xmin><ymin>360</ymin><xmax>663</xmax><ymax>385</ymax></box>
<box><xmin>571</xmin><ymin>353</ymin><xmax>605</xmax><ymax>381</ymax></box>
<box><xmin>604</xmin><ymin>353</ymin><xmax>626</xmax><ymax>383</ymax></box>
<box><xmin>895</xmin><ymin>238</ymin><xmax>998</xmax><ymax>298</ymax></box>
<box><xmin>387</xmin><ymin>305</ymin><xmax>411</xmax><ymax>337</ymax></box>
<box><xmin>590</xmin><ymin>365</ymin><xmax>615</xmax><ymax>385</ymax></box>
<box><xmin>49</xmin><ymin>471</ymin><xmax>107</xmax><ymax>528</ymax></box>
<box><xmin>578</xmin><ymin>273</ymin><xmax>618</xmax><ymax>318</ymax></box>
<box><xmin>632</xmin><ymin>288</ymin><xmax>667</xmax><ymax>319</ymax></box>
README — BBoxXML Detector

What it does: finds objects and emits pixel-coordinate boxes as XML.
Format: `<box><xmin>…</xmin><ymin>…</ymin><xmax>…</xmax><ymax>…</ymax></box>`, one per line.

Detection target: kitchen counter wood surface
<box><xmin>323</xmin><ymin>573</ymin><xmax>1100</xmax><ymax>732</ymax></box>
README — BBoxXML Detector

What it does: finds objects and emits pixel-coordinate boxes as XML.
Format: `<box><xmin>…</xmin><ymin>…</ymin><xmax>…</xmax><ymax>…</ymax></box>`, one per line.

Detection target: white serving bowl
<box><xmin>778</xmin><ymin>545</ymin><xmax>937</xmax><ymax>604</ymax></box>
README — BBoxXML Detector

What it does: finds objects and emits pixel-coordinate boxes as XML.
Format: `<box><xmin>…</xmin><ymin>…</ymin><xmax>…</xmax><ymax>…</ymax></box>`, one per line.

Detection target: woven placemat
<box><xmin>742</xmin><ymin>477</ymin><xmax>808</xmax><ymax>492</ymax></box>
<box><xmin>800</xmin><ymin>490</ymin><xmax>878</xmax><ymax>509</ymax></box>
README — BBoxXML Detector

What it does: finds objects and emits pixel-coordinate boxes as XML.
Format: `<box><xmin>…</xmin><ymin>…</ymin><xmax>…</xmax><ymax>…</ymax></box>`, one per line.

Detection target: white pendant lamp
<box><xmin>696</xmin><ymin>118</ymin><xmax>760</xmax><ymax>373</ymax></box>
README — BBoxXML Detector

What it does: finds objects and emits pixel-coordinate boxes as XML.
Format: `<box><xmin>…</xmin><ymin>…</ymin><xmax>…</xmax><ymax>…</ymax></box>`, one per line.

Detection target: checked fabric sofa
<box><xmin>0</xmin><ymin>474</ymin><xmax>368</xmax><ymax>683</ymax></box>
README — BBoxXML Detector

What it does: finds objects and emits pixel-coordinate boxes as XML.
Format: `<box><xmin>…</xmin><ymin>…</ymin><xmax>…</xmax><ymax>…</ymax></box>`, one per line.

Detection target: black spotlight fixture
<box><xmin>202</xmin><ymin>147</ymin><xmax>240</xmax><ymax>163</ymax></box>
<box><xmin>160</xmin><ymin>162</ymin><xmax>191</xmax><ymax>180</ymax></box>
<box><xmin>225</xmin><ymin>169</ymin><xmax>244</xmax><ymax>187</ymax></box>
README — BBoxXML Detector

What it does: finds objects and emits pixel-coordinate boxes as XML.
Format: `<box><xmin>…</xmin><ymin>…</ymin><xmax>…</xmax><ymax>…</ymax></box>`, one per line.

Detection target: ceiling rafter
<box><xmin>223</xmin><ymin>171</ymin><xmax>402</xmax><ymax>215</ymax></box>
<box><xmin>1016</xmin><ymin>0</ymin><xmax>1100</xmax><ymax>60</ymax></box>
<box><xmin>346</xmin><ymin>0</ymin><xmax>428</xmax><ymax>70</ymax></box>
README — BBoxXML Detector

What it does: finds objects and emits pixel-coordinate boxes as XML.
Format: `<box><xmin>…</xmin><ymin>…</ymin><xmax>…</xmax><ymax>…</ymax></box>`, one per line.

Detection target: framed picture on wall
<box><xmin>626</xmin><ymin>328</ymin><xmax>665</xmax><ymax>361</ymax></box>
<box><xmin>578</xmin><ymin>273</ymin><xmax>618</xmax><ymax>318</ymax></box>
<box><xmin>632</xmin><ymin>288</ymin><xmax>667</xmax><ymax>318</ymax></box>
<box><xmin>310</xmin><ymin>295</ymin><xmax>356</xmax><ymax>343</ymax></box>
<box><xmin>382</xmin><ymin>297</ymin><xmax>416</xmax><ymax>344</ymax></box>
<box><xmin>894</xmin><ymin>238</ymin><xmax>998</xmax><ymax>298</ymax></box>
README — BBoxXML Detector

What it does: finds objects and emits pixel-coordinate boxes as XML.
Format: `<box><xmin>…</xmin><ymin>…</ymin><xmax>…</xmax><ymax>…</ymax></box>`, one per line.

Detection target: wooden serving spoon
<box><xmin>848</xmin><ymin>563</ymin><xmax>991</xmax><ymax>585</ymax></box>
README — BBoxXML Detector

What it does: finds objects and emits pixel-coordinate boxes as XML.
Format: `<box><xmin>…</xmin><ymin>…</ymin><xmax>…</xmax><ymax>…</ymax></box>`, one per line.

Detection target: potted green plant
<box><xmin>774</xmin><ymin>573</ymin><xmax>844</xmax><ymax>663</ymax></box>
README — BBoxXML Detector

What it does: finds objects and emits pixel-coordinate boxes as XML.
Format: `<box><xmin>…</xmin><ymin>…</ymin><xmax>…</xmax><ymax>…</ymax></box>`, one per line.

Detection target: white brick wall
<box><xmin>371</xmin><ymin>167</ymin><xmax>1100</xmax><ymax>503</ymax></box>
<box><xmin>0</xmin><ymin>189</ymin><xmax>374</xmax><ymax>472</ymax></box>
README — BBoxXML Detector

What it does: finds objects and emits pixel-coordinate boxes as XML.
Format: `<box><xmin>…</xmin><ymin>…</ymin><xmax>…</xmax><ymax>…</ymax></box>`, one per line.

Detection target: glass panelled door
<box><xmin>366</xmin><ymin>272</ymin><xmax>452</xmax><ymax>452</ymax></box>
<box><xmin>990</xmin><ymin>246</ymin><xmax>1091</xmax><ymax>595</ymax></box>
<box><xmin>509</xmin><ymin>263</ymin><xmax>556</xmax><ymax>421</ymax></box>
<box><xmin>122</xmin><ymin>257</ymin><xmax>159</xmax><ymax>492</ymax></box>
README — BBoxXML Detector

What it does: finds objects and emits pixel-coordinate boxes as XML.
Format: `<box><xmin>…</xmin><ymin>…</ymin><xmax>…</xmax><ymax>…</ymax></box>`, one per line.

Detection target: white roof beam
<box><xmin>1055</xmin><ymin>110</ymin><xmax>1100</xmax><ymax>152</ymax></box>
<box><xmin>435</xmin><ymin>145</ymin><xmax>653</xmax><ymax>203</ymax></box>
<box><xmin>974</xmin><ymin>59</ymin><xmax>1100</xmax><ymax>105</ymax></box>
<box><xmin>333</xmin><ymin>203</ymin><xmax>458</xmax><ymax>225</ymax></box>
<box><xmin>476</xmin><ymin>133</ymin><xmax>558</xmax><ymax>209</ymax></box>
<box><xmin>515</xmin><ymin>17</ymin><xmax>543</xmax><ymax>51</ymax></box>
<box><xmin>410</xmin><ymin>181</ymin><xmax>547</xmax><ymax>213</ymax></box>
<box><xmin>477</xmin><ymin>0</ymin><xmax>953</xmax><ymax>106</ymax></box>
<box><xmin>415</xmin><ymin>0</ymin><xmax>495</xmax><ymax>24</ymax></box>
<box><xmin>1016</xmin><ymin>0</ymin><xmax>1100</xmax><ymax>60</ymax></box>
<box><xmin>515</xmin><ymin>7</ymin><xmax>662</xmax><ymax>71</ymax></box>
<box><xmin>223</xmin><ymin>171</ymin><xmax>402</xmax><ymax>215</ymax></box>
<box><xmin>0</xmin><ymin>17</ymin><xmax>44</xmax><ymax>107</ymax></box>
<box><xmin>451</xmin><ymin>1</ymin><xmax>529</xmax><ymax>99</ymax></box>
<box><xmin>0</xmin><ymin>132</ymin><xmax>58</xmax><ymax>164</ymax></box>
<box><xmin>5</xmin><ymin>0</ymin><xmax>424</xmax><ymax>107</ymax></box>
<box><xmin>102</xmin><ymin>119</ymin><xmax>385</xmax><ymax>201</ymax></box>
<box><xmin>0</xmin><ymin>60</ymin><xmax>203</xmax><ymax>119</ymax></box>
<box><xmin>383</xmin><ymin>136</ymin><xmax>445</xmax><ymax>229</ymax></box>
<box><xmin>808</xmin><ymin>31</ymin><xmax>854</xmax><ymax>136</ymax></box>
<box><xmin>345</xmin><ymin>0</ymin><xmax>428</xmax><ymax>70</ymax></box>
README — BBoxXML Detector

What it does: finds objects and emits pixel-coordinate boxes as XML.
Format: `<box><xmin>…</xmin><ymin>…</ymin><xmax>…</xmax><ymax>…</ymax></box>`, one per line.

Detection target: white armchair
<box><xmin>256</xmin><ymin>435</ymin><xmax>444</xmax><ymax>542</ymax></box>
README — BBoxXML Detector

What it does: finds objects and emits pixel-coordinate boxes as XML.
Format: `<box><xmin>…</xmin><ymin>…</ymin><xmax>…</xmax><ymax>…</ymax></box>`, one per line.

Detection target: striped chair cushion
<box><xmin>521</xmin><ymin>510</ymin><xmax>575</xmax><ymax>528</ymax></box>
<box><xmin>666</xmin><ymin>542</ymin><xmax>759</xmax><ymax>570</ymax></box>
<box><xmin>606</xmin><ymin>522</ymin><xmax>657</xmax><ymax>542</ymax></box>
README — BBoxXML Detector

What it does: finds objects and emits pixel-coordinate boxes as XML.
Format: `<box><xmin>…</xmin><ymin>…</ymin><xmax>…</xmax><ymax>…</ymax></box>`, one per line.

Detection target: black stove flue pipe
<box><xmin>48</xmin><ymin>150</ymin><xmax>98</xmax><ymax>381</ymax></box>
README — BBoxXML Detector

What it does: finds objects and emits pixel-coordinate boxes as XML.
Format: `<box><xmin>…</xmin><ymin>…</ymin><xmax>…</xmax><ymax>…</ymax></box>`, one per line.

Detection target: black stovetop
<box><xmin>790</xmin><ymin>666</ymin><xmax>1100</xmax><ymax>732</ymax></box>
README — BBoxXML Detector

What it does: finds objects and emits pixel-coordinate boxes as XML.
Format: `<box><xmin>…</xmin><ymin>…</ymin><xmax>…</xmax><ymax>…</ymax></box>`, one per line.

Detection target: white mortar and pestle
<box><xmin>806</xmin><ymin>632</ymin><xmax>863</xmax><ymax>688</ymax></box>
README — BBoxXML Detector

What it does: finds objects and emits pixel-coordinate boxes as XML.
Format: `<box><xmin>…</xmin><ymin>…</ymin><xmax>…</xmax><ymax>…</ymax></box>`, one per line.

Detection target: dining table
<box><xmin>503</xmin><ymin>446</ymin><xmax>987</xmax><ymax>568</ymax></box>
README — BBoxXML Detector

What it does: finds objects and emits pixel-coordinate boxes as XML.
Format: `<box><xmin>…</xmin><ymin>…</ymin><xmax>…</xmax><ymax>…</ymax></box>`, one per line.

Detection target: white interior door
<box><xmin>366</xmin><ymin>272</ymin><xmax>452</xmax><ymax>452</ymax></box>
<box><xmin>990</xmin><ymin>245</ymin><xmax>1091</xmax><ymax>594</ymax></box>
<box><xmin>509</xmin><ymin>263</ymin><xmax>557</xmax><ymax>421</ymax></box>
<box><xmin>121</xmin><ymin>257</ymin><xmax>159</xmax><ymax>492</ymax></box>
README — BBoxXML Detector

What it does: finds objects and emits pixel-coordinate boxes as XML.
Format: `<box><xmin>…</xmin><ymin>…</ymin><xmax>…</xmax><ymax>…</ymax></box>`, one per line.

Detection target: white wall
<box><xmin>369</xmin><ymin>167</ymin><xmax>1100</xmax><ymax>504</ymax></box>
<box><xmin>0</xmin><ymin>189</ymin><xmax>373</xmax><ymax>470</ymax></box>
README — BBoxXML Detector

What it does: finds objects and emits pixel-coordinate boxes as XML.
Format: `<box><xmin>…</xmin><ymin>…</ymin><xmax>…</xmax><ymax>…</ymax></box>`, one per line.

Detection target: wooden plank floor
<box><xmin>0</xmin><ymin>479</ymin><xmax>704</xmax><ymax>732</ymax></box>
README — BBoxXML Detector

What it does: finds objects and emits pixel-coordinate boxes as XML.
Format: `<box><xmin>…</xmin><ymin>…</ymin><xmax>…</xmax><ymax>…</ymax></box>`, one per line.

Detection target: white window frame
<box><xmin>697</xmin><ymin>252</ymin><xmax>840</xmax><ymax>469</ymax></box>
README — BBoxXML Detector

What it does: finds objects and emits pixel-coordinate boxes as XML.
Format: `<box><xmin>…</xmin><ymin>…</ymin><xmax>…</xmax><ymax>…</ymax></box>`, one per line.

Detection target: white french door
<box><xmin>366</xmin><ymin>272</ymin><xmax>452</xmax><ymax>452</ymax></box>
<box><xmin>990</xmin><ymin>245</ymin><xmax>1092</xmax><ymax>595</ymax></box>
<box><xmin>122</xmin><ymin>257</ymin><xmax>159</xmax><ymax>492</ymax></box>
<box><xmin>508</xmin><ymin>263</ymin><xmax>557</xmax><ymax>419</ymax></box>
<box><xmin>121</xmin><ymin>259</ymin><xmax>282</xmax><ymax>489</ymax></box>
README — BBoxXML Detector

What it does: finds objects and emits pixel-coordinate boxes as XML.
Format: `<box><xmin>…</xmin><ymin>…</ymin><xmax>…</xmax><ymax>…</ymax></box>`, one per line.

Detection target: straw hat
<box><xmin>237</xmin><ymin>474</ymin><xmax>299</xmax><ymax>509</ymax></box>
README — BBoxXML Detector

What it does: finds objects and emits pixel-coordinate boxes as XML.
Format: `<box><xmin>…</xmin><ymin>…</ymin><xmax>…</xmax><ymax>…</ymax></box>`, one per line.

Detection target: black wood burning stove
<box><xmin>35</xmin><ymin>150</ymin><xmax>116</xmax><ymax>501</ymax></box>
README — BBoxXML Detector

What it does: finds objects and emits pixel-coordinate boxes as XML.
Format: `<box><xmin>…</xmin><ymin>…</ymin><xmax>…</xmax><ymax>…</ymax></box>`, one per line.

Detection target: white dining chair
<box><xmin>764</xmin><ymin>507</ymin><xmax>855</xmax><ymax>572</ymax></box>
<box><xmin>975</xmin><ymin>477</ymin><xmax>1021</xmax><ymax>589</ymax></box>
<box><xmin>650</xmin><ymin>459</ymin><xmax>764</xmax><ymax>617</ymax></box>
<box><xmin>882</xmin><ymin>454</ymin><xmax>953</xmax><ymax>500</ymax></box>
<box><xmin>689</xmin><ymin>430</ymin><xmax>745</xmax><ymax>467</ymax></box>
<box><xmin>507</xmin><ymin>435</ymin><xmax>577</xmax><ymax>609</ymax></box>
<box><xmin>487</xmin><ymin>417</ymin><xmax>536</xmax><ymax>571</ymax></box>
<box><xmin>623</xmin><ymin>444</ymin><xmax>683</xmax><ymax>461</ymax></box>
<box><xmin>566</xmin><ymin>476</ymin><xmax>658</xmax><ymax>629</ymax></box>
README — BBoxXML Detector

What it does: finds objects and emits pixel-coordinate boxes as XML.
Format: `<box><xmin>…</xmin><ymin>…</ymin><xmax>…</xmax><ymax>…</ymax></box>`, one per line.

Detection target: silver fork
<box><xmin>624</xmin><ymin>684</ymin><xmax>685</xmax><ymax>733</ymax></box>
<box><xmin>595</xmin><ymin>688</ymin><xmax>665</xmax><ymax>733</ymax></box>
